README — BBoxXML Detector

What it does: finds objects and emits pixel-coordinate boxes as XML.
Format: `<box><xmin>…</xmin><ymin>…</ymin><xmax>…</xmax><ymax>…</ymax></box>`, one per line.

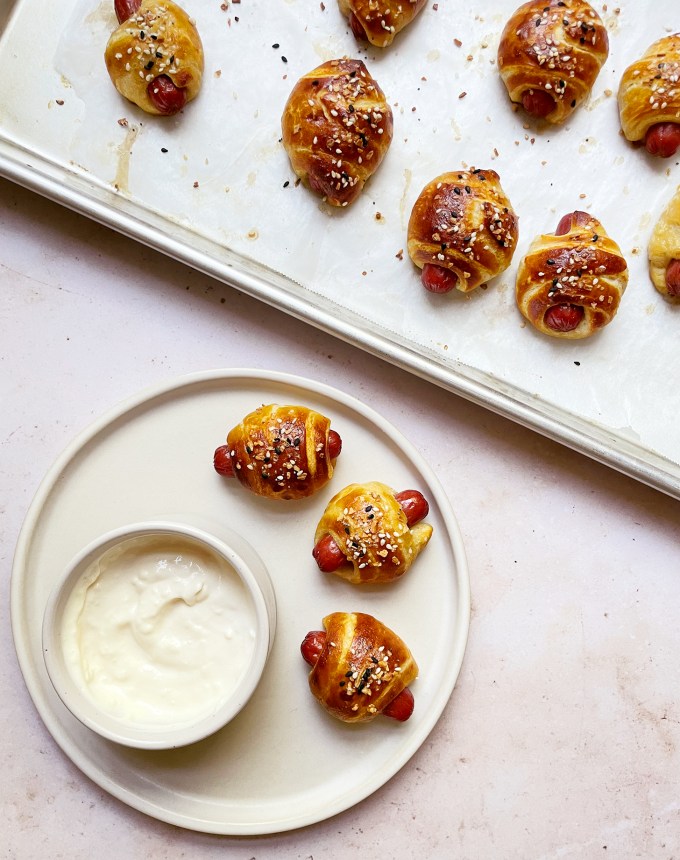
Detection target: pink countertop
<box><xmin>2</xmin><ymin>177</ymin><xmax>679</xmax><ymax>858</ymax></box>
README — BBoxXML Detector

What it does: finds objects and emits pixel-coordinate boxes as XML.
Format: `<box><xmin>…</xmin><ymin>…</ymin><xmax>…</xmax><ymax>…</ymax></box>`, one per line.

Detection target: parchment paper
<box><xmin>1</xmin><ymin>0</ymin><xmax>678</xmax><ymax>469</ymax></box>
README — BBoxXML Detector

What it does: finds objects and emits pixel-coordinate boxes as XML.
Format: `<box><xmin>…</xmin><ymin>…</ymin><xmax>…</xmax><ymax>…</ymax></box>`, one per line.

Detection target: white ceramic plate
<box><xmin>1</xmin><ymin>0</ymin><xmax>679</xmax><ymax>501</ymax></box>
<box><xmin>10</xmin><ymin>369</ymin><xmax>470</xmax><ymax>835</ymax></box>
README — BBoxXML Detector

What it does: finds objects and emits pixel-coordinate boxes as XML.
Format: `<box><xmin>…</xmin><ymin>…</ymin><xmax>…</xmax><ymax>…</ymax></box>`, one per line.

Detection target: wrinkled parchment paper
<box><xmin>1</xmin><ymin>0</ymin><xmax>678</xmax><ymax>473</ymax></box>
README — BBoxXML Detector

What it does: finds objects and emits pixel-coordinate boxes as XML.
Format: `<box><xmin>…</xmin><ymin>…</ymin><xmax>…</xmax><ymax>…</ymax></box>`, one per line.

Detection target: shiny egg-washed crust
<box><xmin>618</xmin><ymin>35</ymin><xmax>680</xmax><ymax>143</ymax></box>
<box><xmin>337</xmin><ymin>0</ymin><xmax>427</xmax><ymax>48</ymax></box>
<box><xmin>307</xmin><ymin>612</ymin><xmax>418</xmax><ymax>723</ymax></box>
<box><xmin>407</xmin><ymin>169</ymin><xmax>519</xmax><ymax>292</ymax></box>
<box><xmin>105</xmin><ymin>0</ymin><xmax>203</xmax><ymax>114</ymax></box>
<box><xmin>314</xmin><ymin>481</ymin><xmax>432</xmax><ymax>583</ymax></box>
<box><xmin>497</xmin><ymin>0</ymin><xmax>609</xmax><ymax>124</ymax></box>
<box><xmin>648</xmin><ymin>186</ymin><xmax>680</xmax><ymax>300</ymax></box>
<box><xmin>516</xmin><ymin>211</ymin><xmax>628</xmax><ymax>339</ymax></box>
<box><xmin>281</xmin><ymin>58</ymin><xmax>393</xmax><ymax>207</ymax></box>
<box><xmin>226</xmin><ymin>404</ymin><xmax>336</xmax><ymax>500</ymax></box>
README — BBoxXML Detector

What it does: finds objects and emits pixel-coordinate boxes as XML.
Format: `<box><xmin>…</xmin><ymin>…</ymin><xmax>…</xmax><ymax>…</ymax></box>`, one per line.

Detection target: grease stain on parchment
<box><xmin>113</xmin><ymin>124</ymin><xmax>140</xmax><ymax>193</ymax></box>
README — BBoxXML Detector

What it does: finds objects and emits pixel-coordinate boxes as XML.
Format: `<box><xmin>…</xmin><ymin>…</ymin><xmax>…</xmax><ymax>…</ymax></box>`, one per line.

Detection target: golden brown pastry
<box><xmin>407</xmin><ymin>169</ymin><xmax>519</xmax><ymax>293</ymax></box>
<box><xmin>281</xmin><ymin>58</ymin><xmax>393</xmax><ymax>207</ymax></box>
<box><xmin>497</xmin><ymin>0</ymin><xmax>609</xmax><ymax>124</ymax></box>
<box><xmin>105</xmin><ymin>0</ymin><xmax>203</xmax><ymax>116</ymax></box>
<box><xmin>338</xmin><ymin>0</ymin><xmax>427</xmax><ymax>48</ymax></box>
<box><xmin>618</xmin><ymin>34</ymin><xmax>680</xmax><ymax>158</ymax></box>
<box><xmin>300</xmin><ymin>612</ymin><xmax>418</xmax><ymax>723</ymax></box>
<box><xmin>516</xmin><ymin>210</ymin><xmax>628</xmax><ymax>338</ymax></box>
<box><xmin>648</xmin><ymin>187</ymin><xmax>680</xmax><ymax>299</ymax></box>
<box><xmin>213</xmin><ymin>404</ymin><xmax>342</xmax><ymax>500</ymax></box>
<box><xmin>312</xmin><ymin>482</ymin><xmax>432</xmax><ymax>583</ymax></box>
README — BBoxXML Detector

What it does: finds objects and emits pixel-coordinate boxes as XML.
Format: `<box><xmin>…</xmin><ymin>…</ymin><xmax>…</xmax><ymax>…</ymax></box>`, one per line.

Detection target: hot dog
<box><xmin>312</xmin><ymin>488</ymin><xmax>430</xmax><ymax>573</ymax></box>
<box><xmin>666</xmin><ymin>260</ymin><xmax>680</xmax><ymax>297</ymax></box>
<box><xmin>147</xmin><ymin>75</ymin><xmax>187</xmax><ymax>116</ymax></box>
<box><xmin>113</xmin><ymin>0</ymin><xmax>188</xmax><ymax>115</ymax></box>
<box><xmin>300</xmin><ymin>628</ymin><xmax>415</xmax><ymax>721</ymax></box>
<box><xmin>521</xmin><ymin>89</ymin><xmax>555</xmax><ymax>119</ymax></box>
<box><xmin>645</xmin><ymin>123</ymin><xmax>680</xmax><ymax>159</ymax></box>
<box><xmin>213</xmin><ymin>404</ymin><xmax>341</xmax><ymax>500</ymax></box>
<box><xmin>105</xmin><ymin>0</ymin><xmax>203</xmax><ymax>116</ymax></box>
<box><xmin>421</xmin><ymin>264</ymin><xmax>459</xmax><ymax>294</ymax></box>
<box><xmin>544</xmin><ymin>303</ymin><xmax>584</xmax><ymax>333</ymax></box>
<box><xmin>542</xmin><ymin>212</ymin><xmax>590</xmax><ymax>331</ymax></box>
<box><xmin>214</xmin><ymin>430</ymin><xmax>342</xmax><ymax>481</ymax></box>
<box><xmin>408</xmin><ymin>169</ymin><xmax>519</xmax><ymax>295</ymax></box>
<box><xmin>114</xmin><ymin>0</ymin><xmax>139</xmax><ymax>21</ymax></box>
<box><xmin>516</xmin><ymin>210</ymin><xmax>628</xmax><ymax>339</ymax></box>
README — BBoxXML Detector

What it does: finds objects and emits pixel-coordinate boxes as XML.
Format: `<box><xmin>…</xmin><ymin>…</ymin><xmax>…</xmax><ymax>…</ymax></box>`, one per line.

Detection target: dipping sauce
<box><xmin>60</xmin><ymin>533</ymin><xmax>257</xmax><ymax>727</ymax></box>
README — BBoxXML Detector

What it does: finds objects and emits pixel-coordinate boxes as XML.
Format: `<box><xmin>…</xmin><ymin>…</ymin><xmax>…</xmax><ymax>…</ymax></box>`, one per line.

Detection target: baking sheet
<box><xmin>10</xmin><ymin>369</ymin><xmax>469</xmax><ymax>833</ymax></box>
<box><xmin>0</xmin><ymin>0</ymin><xmax>678</xmax><ymax>498</ymax></box>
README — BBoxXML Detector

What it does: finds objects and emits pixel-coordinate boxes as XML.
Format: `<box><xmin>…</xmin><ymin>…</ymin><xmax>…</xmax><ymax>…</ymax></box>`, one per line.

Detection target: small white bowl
<box><xmin>42</xmin><ymin>520</ymin><xmax>276</xmax><ymax>750</ymax></box>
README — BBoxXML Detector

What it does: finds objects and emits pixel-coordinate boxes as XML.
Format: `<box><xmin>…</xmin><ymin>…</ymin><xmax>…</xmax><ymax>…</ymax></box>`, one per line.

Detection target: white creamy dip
<box><xmin>61</xmin><ymin>534</ymin><xmax>257</xmax><ymax>726</ymax></box>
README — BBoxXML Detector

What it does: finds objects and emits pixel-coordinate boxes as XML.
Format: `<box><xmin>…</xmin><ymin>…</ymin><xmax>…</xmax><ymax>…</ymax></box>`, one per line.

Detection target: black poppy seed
<box><xmin>145</xmin><ymin>60</ymin><xmax>154</xmax><ymax>70</ymax></box>
<box><xmin>281</xmin><ymin>56</ymin><xmax>288</xmax><ymax>63</ymax></box>
<box><xmin>161</xmin><ymin>147</ymin><xmax>168</xmax><ymax>153</ymax></box>
<box><xmin>547</xmin><ymin>258</ymin><xmax>555</xmax><ymax>265</ymax></box>
<box><xmin>283</xmin><ymin>180</ymin><xmax>289</xmax><ymax>188</ymax></box>
<box><xmin>272</xmin><ymin>42</ymin><xmax>280</xmax><ymax>48</ymax></box>
<box><xmin>571</xmin><ymin>99</ymin><xmax>577</xmax><ymax>107</ymax></box>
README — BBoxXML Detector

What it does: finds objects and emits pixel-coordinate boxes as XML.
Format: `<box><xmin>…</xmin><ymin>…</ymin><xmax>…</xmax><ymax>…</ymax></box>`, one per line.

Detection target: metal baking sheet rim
<box><xmin>2</xmin><ymin>137</ymin><xmax>678</xmax><ymax>501</ymax></box>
